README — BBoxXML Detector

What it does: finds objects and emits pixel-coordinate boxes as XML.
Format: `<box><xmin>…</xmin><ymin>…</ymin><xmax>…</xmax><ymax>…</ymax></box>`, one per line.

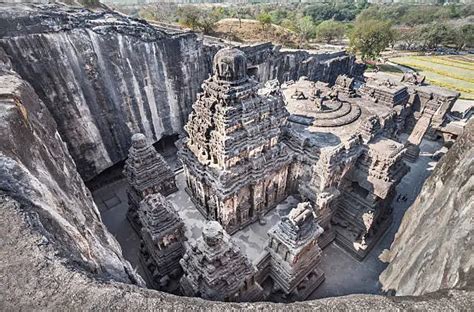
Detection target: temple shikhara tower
<box><xmin>123</xmin><ymin>133</ymin><xmax>177</xmax><ymax>231</ymax></box>
<box><xmin>179</xmin><ymin>221</ymin><xmax>263</xmax><ymax>302</ymax></box>
<box><xmin>179</xmin><ymin>48</ymin><xmax>292</xmax><ymax>234</ymax></box>
<box><xmin>266</xmin><ymin>202</ymin><xmax>325</xmax><ymax>301</ymax></box>
<box><xmin>138</xmin><ymin>193</ymin><xmax>186</xmax><ymax>292</ymax></box>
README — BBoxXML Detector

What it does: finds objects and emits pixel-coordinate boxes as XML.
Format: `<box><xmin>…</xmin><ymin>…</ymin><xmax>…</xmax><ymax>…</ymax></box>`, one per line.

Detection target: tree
<box><xmin>257</xmin><ymin>12</ymin><xmax>272</xmax><ymax>31</ymax></box>
<box><xmin>450</xmin><ymin>24</ymin><xmax>474</xmax><ymax>50</ymax></box>
<box><xmin>396</xmin><ymin>26</ymin><xmax>421</xmax><ymax>50</ymax></box>
<box><xmin>295</xmin><ymin>16</ymin><xmax>316</xmax><ymax>46</ymax></box>
<box><xmin>316</xmin><ymin>20</ymin><xmax>346</xmax><ymax>44</ymax></box>
<box><xmin>199</xmin><ymin>11</ymin><xmax>219</xmax><ymax>35</ymax></box>
<box><xmin>349</xmin><ymin>19</ymin><xmax>395</xmax><ymax>61</ymax></box>
<box><xmin>177</xmin><ymin>6</ymin><xmax>201</xmax><ymax>30</ymax></box>
<box><xmin>420</xmin><ymin>24</ymin><xmax>450</xmax><ymax>50</ymax></box>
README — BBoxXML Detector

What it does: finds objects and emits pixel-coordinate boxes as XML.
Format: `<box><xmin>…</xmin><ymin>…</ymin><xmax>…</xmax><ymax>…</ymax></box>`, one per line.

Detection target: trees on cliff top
<box><xmin>349</xmin><ymin>19</ymin><xmax>395</xmax><ymax>61</ymax></box>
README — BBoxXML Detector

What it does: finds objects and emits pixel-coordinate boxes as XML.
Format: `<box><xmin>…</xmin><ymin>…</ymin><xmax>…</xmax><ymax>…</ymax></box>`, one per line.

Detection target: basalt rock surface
<box><xmin>1</xmin><ymin>196</ymin><xmax>473</xmax><ymax>310</ymax></box>
<box><xmin>379</xmin><ymin>120</ymin><xmax>473</xmax><ymax>296</ymax></box>
<box><xmin>0</xmin><ymin>3</ymin><xmax>361</xmax><ymax>181</ymax></box>
<box><xmin>0</xmin><ymin>51</ymin><xmax>142</xmax><ymax>285</ymax></box>
<box><xmin>0</xmin><ymin>46</ymin><xmax>473</xmax><ymax>310</ymax></box>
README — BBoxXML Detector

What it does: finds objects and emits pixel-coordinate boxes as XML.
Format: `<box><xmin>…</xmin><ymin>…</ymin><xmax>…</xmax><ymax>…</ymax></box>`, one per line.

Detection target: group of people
<box><xmin>396</xmin><ymin>194</ymin><xmax>408</xmax><ymax>203</ymax></box>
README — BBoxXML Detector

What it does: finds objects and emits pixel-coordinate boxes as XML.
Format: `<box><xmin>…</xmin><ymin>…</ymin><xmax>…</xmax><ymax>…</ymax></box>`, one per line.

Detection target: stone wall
<box><xmin>0</xmin><ymin>3</ymin><xmax>361</xmax><ymax>181</ymax></box>
<box><xmin>0</xmin><ymin>49</ymin><xmax>142</xmax><ymax>285</ymax></box>
<box><xmin>379</xmin><ymin>120</ymin><xmax>473</xmax><ymax>296</ymax></box>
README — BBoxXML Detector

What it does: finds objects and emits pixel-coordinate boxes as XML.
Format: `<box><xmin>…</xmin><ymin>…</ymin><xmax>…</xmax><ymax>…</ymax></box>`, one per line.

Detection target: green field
<box><xmin>389</xmin><ymin>55</ymin><xmax>474</xmax><ymax>100</ymax></box>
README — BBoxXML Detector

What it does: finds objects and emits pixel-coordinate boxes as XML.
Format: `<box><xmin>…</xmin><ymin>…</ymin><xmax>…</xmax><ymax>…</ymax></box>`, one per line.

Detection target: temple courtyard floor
<box><xmin>92</xmin><ymin>137</ymin><xmax>444</xmax><ymax>300</ymax></box>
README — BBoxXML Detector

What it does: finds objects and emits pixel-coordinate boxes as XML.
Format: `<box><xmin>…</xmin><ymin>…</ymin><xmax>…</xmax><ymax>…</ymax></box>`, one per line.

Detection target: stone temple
<box><xmin>138</xmin><ymin>193</ymin><xmax>186</xmax><ymax>293</ymax></box>
<box><xmin>120</xmin><ymin>47</ymin><xmax>462</xmax><ymax>301</ymax></box>
<box><xmin>266</xmin><ymin>202</ymin><xmax>325</xmax><ymax>301</ymax></box>
<box><xmin>179</xmin><ymin>221</ymin><xmax>264</xmax><ymax>302</ymax></box>
<box><xmin>179</xmin><ymin>47</ymin><xmax>292</xmax><ymax>234</ymax></box>
<box><xmin>123</xmin><ymin>133</ymin><xmax>178</xmax><ymax>232</ymax></box>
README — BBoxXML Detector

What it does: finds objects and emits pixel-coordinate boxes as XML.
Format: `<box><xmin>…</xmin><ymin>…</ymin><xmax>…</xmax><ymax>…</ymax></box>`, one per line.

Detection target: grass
<box><xmin>214</xmin><ymin>18</ymin><xmax>299</xmax><ymax>48</ymax></box>
<box><xmin>390</xmin><ymin>54</ymin><xmax>474</xmax><ymax>100</ymax></box>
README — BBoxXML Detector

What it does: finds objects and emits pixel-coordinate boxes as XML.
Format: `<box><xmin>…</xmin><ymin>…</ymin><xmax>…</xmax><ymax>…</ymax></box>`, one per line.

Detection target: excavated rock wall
<box><xmin>0</xmin><ymin>4</ymin><xmax>361</xmax><ymax>181</ymax></box>
<box><xmin>380</xmin><ymin>120</ymin><xmax>473</xmax><ymax>296</ymax></box>
<box><xmin>0</xmin><ymin>4</ymin><xmax>211</xmax><ymax>180</ymax></box>
<box><xmin>0</xmin><ymin>49</ymin><xmax>142</xmax><ymax>285</ymax></box>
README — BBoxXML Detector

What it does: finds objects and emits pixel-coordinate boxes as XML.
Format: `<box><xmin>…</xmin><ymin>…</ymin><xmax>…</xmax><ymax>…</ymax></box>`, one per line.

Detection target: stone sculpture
<box><xmin>179</xmin><ymin>221</ymin><xmax>263</xmax><ymax>302</ymax></box>
<box><xmin>123</xmin><ymin>133</ymin><xmax>177</xmax><ymax>232</ymax></box>
<box><xmin>138</xmin><ymin>193</ymin><xmax>186</xmax><ymax>292</ymax></box>
<box><xmin>266</xmin><ymin>202</ymin><xmax>325</xmax><ymax>301</ymax></box>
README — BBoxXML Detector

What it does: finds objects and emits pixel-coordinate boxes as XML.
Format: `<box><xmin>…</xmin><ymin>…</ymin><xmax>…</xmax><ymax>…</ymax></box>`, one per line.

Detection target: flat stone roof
<box><xmin>368</xmin><ymin>136</ymin><xmax>405</xmax><ymax>158</ymax></box>
<box><xmin>365</xmin><ymin>80</ymin><xmax>407</xmax><ymax>95</ymax></box>
<box><xmin>282</xmin><ymin>78</ymin><xmax>393</xmax><ymax>148</ymax></box>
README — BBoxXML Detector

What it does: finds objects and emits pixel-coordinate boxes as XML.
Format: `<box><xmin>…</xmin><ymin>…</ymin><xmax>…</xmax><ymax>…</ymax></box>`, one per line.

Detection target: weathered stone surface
<box><xmin>0</xmin><ymin>4</ymin><xmax>362</xmax><ymax>181</ymax></box>
<box><xmin>0</xmin><ymin>3</ymin><xmax>211</xmax><ymax>181</ymax></box>
<box><xmin>379</xmin><ymin>120</ymin><xmax>473</xmax><ymax>296</ymax></box>
<box><xmin>266</xmin><ymin>202</ymin><xmax>325</xmax><ymax>301</ymax></box>
<box><xmin>1</xmin><ymin>195</ymin><xmax>473</xmax><ymax>310</ymax></box>
<box><xmin>138</xmin><ymin>193</ymin><xmax>186</xmax><ymax>291</ymax></box>
<box><xmin>282</xmin><ymin>77</ymin><xmax>409</xmax><ymax>259</ymax></box>
<box><xmin>123</xmin><ymin>132</ymin><xmax>177</xmax><ymax>231</ymax></box>
<box><xmin>0</xmin><ymin>53</ymin><xmax>142</xmax><ymax>285</ymax></box>
<box><xmin>0</xmin><ymin>41</ymin><xmax>472</xmax><ymax>310</ymax></box>
<box><xmin>179</xmin><ymin>48</ymin><xmax>292</xmax><ymax>234</ymax></box>
<box><xmin>180</xmin><ymin>221</ymin><xmax>263</xmax><ymax>302</ymax></box>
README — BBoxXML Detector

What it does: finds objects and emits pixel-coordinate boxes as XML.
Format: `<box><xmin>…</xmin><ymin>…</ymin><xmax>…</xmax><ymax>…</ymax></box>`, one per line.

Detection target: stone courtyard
<box><xmin>92</xmin><ymin>136</ymin><xmax>444</xmax><ymax>299</ymax></box>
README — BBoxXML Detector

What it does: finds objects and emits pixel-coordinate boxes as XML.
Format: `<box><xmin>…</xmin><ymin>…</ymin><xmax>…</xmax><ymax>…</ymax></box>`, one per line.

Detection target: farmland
<box><xmin>389</xmin><ymin>55</ymin><xmax>474</xmax><ymax>100</ymax></box>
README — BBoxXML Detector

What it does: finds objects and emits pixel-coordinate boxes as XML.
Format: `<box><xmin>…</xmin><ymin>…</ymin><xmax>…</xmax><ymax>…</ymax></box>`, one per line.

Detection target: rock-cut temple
<box><xmin>179</xmin><ymin>48</ymin><xmax>293</xmax><ymax>234</ymax></box>
<box><xmin>121</xmin><ymin>47</ymin><xmax>460</xmax><ymax>302</ymax></box>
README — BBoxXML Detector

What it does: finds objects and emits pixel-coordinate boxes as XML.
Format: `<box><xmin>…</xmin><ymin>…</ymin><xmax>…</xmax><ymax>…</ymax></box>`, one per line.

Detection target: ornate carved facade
<box><xmin>138</xmin><ymin>193</ymin><xmax>186</xmax><ymax>292</ymax></box>
<box><xmin>333</xmin><ymin>137</ymin><xmax>408</xmax><ymax>259</ymax></box>
<box><xmin>266</xmin><ymin>202</ymin><xmax>325</xmax><ymax>301</ymax></box>
<box><xmin>179</xmin><ymin>221</ymin><xmax>263</xmax><ymax>302</ymax></box>
<box><xmin>123</xmin><ymin>133</ymin><xmax>177</xmax><ymax>232</ymax></box>
<box><xmin>179</xmin><ymin>48</ymin><xmax>292</xmax><ymax>234</ymax></box>
<box><xmin>281</xmin><ymin>77</ymin><xmax>409</xmax><ymax>259</ymax></box>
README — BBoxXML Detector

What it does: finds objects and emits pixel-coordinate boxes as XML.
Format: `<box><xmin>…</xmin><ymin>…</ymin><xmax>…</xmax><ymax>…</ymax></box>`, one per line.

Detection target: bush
<box><xmin>316</xmin><ymin>20</ymin><xmax>346</xmax><ymax>44</ymax></box>
<box><xmin>257</xmin><ymin>12</ymin><xmax>272</xmax><ymax>30</ymax></box>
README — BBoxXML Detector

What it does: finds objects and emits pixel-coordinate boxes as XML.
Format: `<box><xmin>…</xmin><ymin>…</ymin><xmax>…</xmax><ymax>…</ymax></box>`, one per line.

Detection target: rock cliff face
<box><xmin>0</xmin><ymin>4</ymin><xmax>361</xmax><ymax>180</ymax></box>
<box><xmin>379</xmin><ymin>120</ymin><xmax>473</xmax><ymax>296</ymax></box>
<box><xmin>0</xmin><ymin>50</ymin><xmax>142</xmax><ymax>285</ymax></box>
<box><xmin>0</xmin><ymin>4</ymin><xmax>472</xmax><ymax>310</ymax></box>
<box><xmin>0</xmin><ymin>4</ymin><xmax>211</xmax><ymax>180</ymax></box>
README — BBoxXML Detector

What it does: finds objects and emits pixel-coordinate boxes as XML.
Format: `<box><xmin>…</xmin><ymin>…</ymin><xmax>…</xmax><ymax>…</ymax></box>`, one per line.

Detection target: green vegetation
<box><xmin>349</xmin><ymin>19</ymin><xmax>395</xmax><ymax>60</ymax></box>
<box><xmin>136</xmin><ymin>3</ymin><xmax>473</xmax><ymax>51</ymax></box>
<box><xmin>257</xmin><ymin>12</ymin><xmax>272</xmax><ymax>30</ymax></box>
<box><xmin>316</xmin><ymin>20</ymin><xmax>346</xmax><ymax>44</ymax></box>
<box><xmin>390</xmin><ymin>55</ymin><xmax>474</xmax><ymax>99</ymax></box>
<box><xmin>176</xmin><ymin>6</ymin><xmax>220</xmax><ymax>34</ymax></box>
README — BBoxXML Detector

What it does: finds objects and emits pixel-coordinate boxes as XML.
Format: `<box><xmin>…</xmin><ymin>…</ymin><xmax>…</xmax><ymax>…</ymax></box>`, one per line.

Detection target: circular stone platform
<box><xmin>287</xmin><ymin>98</ymin><xmax>362</xmax><ymax>128</ymax></box>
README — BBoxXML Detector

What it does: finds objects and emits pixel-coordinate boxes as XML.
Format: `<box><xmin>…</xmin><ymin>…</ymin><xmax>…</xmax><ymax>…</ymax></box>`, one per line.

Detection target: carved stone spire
<box><xmin>178</xmin><ymin>47</ymin><xmax>292</xmax><ymax>233</ymax></box>
<box><xmin>179</xmin><ymin>221</ymin><xmax>263</xmax><ymax>302</ymax></box>
<box><xmin>138</xmin><ymin>193</ymin><xmax>186</xmax><ymax>292</ymax></box>
<box><xmin>124</xmin><ymin>133</ymin><xmax>177</xmax><ymax>232</ymax></box>
<box><xmin>266</xmin><ymin>202</ymin><xmax>325</xmax><ymax>301</ymax></box>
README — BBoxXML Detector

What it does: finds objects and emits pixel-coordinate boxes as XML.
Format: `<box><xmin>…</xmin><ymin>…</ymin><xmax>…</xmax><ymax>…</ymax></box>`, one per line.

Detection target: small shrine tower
<box><xmin>123</xmin><ymin>133</ymin><xmax>177</xmax><ymax>231</ymax></box>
